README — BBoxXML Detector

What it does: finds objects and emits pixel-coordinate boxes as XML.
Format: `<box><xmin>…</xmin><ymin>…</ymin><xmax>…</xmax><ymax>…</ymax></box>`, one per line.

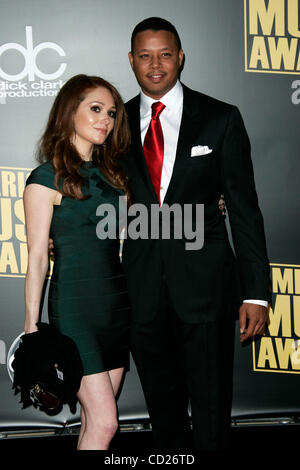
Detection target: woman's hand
<box><xmin>24</xmin><ymin>321</ymin><xmax>38</xmax><ymax>334</ymax></box>
<box><xmin>49</xmin><ymin>238</ymin><xmax>55</xmax><ymax>258</ymax></box>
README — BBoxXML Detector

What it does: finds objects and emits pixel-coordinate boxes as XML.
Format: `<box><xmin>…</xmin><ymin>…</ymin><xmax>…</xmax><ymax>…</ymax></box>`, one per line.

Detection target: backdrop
<box><xmin>0</xmin><ymin>0</ymin><xmax>299</xmax><ymax>435</ymax></box>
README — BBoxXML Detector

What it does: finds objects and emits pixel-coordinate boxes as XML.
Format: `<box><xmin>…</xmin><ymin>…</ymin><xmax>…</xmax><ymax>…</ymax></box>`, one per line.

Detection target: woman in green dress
<box><xmin>23</xmin><ymin>74</ymin><xmax>131</xmax><ymax>450</ymax></box>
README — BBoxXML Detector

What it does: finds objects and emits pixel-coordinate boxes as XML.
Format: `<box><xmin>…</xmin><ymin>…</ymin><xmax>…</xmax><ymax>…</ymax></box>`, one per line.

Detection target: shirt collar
<box><xmin>140</xmin><ymin>80</ymin><xmax>183</xmax><ymax>117</ymax></box>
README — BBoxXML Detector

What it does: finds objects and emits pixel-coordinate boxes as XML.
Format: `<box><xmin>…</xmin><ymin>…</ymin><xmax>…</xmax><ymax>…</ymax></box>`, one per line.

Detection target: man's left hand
<box><xmin>239</xmin><ymin>303</ymin><xmax>268</xmax><ymax>343</ymax></box>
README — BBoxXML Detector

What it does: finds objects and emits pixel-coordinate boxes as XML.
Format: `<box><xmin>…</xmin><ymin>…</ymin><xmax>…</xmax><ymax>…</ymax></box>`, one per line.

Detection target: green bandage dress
<box><xmin>26</xmin><ymin>160</ymin><xmax>130</xmax><ymax>375</ymax></box>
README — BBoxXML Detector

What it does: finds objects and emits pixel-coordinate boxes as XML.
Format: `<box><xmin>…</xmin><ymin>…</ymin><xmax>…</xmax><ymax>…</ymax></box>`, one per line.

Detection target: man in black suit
<box><xmin>122</xmin><ymin>17</ymin><xmax>270</xmax><ymax>450</ymax></box>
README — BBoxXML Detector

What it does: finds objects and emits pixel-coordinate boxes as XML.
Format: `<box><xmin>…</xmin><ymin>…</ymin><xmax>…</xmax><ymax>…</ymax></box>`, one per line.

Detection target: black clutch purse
<box><xmin>12</xmin><ymin>322</ymin><xmax>83</xmax><ymax>415</ymax></box>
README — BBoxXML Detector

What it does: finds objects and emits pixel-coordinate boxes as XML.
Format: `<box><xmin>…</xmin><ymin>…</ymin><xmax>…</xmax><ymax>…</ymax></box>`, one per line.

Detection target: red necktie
<box><xmin>143</xmin><ymin>101</ymin><xmax>165</xmax><ymax>204</ymax></box>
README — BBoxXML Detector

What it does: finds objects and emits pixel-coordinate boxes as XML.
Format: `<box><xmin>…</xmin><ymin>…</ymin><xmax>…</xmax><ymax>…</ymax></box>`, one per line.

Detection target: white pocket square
<box><xmin>191</xmin><ymin>145</ymin><xmax>213</xmax><ymax>157</ymax></box>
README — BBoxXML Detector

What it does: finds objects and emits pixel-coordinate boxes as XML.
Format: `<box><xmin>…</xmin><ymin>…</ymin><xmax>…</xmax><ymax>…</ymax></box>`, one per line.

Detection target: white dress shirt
<box><xmin>140</xmin><ymin>80</ymin><xmax>183</xmax><ymax>204</ymax></box>
<box><xmin>139</xmin><ymin>81</ymin><xmax>268</xmax><ymax>309</ymax></box>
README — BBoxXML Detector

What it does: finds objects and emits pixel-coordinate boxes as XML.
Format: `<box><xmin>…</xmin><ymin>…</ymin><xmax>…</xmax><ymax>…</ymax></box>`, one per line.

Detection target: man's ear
<box><xmin>179</xmin><ymin>49</ymin><xmax>184</xmax><ymax>67</ymax></box>
<box><xmin>128</xmin><ymin>51</ymin><xmax>134</xmax><ymax>68</ymax></box>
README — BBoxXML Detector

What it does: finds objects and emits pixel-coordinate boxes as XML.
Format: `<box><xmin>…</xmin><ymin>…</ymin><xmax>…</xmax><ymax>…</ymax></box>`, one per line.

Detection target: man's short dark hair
<box><xmin>131</xmin><ymin>17</ymin><xmax>182</xmax><ymax>52</ymax></box>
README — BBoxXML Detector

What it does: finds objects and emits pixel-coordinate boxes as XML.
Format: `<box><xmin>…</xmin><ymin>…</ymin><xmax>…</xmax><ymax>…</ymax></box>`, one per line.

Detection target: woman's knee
<box><xmin>89</xmin><ymin>415</ymin><xmax>119</xmax><ymax>441</ymax></box>
<box><xmin>101</xmin><ymin>418</ymin><xmax>119</xmax><ymax>437</ymax></box>
<box><xmin>78</xmin><ymin>372</ymin><xmax>119</xmax><ymax>439</ymax></box>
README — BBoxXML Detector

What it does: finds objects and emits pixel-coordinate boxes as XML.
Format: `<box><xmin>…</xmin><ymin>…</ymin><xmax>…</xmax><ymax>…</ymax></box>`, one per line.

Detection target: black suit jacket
<box><xmin>122</xmin><ymin>83</ymin><xmax>270</xmax><ymax>323</ymax></box>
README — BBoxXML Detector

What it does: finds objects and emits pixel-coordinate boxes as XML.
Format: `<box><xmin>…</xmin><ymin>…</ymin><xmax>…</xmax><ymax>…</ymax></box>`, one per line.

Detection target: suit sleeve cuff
<box><xmin>243</xmin><ymin>299</ymin><xmax>269</xmax><ymax>308</ymax></box>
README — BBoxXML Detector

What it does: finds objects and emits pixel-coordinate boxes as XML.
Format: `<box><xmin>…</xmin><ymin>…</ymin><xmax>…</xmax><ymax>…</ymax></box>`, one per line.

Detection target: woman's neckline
<box><xmin>81</xmin><ymin>160</ymin><xmax>97</xmax><ymax>169</ymax></box>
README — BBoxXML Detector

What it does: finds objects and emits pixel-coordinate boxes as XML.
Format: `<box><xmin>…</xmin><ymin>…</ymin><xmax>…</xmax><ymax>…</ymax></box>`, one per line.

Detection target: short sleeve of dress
<box><xmin>26</xmin><ymin>161</ymin><xmax>57</xmax><ymax>191</ymax></box>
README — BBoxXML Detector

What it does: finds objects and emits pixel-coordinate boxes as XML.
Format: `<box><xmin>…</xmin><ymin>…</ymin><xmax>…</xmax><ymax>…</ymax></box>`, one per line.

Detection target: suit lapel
<box><xmin>127</xmin><ymin>95</ymin><xmax>158</xmax><ymax>202</ymax></box>
<box><xmin>164</xmin><ymin>84</ymin><xmax>204</xmax><ymax>205</ymax></box>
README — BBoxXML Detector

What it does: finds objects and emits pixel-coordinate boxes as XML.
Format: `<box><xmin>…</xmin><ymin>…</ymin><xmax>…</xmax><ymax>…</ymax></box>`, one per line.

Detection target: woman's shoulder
<box><xmin>26</xmin><ymin>160</ymin><xmax>56</xmax><ymax>190</ymax></box>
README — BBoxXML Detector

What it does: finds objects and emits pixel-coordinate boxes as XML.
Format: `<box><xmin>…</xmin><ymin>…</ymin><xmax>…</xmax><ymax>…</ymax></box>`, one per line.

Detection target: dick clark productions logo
<box><xmin>0</xmin><ymin>26</ymin><xmax>67</xmax><ymax>102</ymax></box>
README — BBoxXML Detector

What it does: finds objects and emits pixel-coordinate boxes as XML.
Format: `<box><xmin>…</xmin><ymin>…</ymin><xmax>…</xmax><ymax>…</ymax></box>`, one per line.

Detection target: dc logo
<box><xmin>0</xmin><ymin>26</ymin><xmax>67</xmax><ymax>82</ymax></box>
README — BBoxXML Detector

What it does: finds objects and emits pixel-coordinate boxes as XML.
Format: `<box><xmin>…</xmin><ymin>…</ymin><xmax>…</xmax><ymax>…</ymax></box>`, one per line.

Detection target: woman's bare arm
<box><xmin>23</xmin><ymin>184</ymin><xmax>57</xmax><ymax>333</ymax></box>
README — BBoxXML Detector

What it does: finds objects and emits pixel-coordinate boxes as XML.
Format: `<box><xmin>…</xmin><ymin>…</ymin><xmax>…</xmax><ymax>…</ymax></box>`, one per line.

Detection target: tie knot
<box><xmin>151</xmin><ymin>101</ymin><xmax>165</xmax><ymax>120</ymax></box>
